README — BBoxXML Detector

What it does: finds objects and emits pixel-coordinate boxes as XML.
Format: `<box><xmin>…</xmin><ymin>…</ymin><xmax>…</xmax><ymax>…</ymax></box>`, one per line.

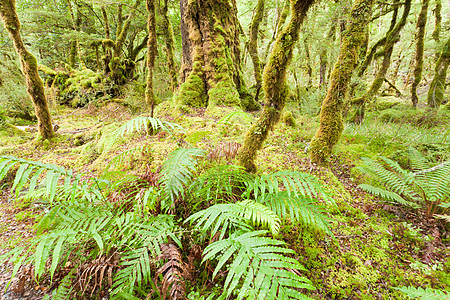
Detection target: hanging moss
<box><xmin>0</xmin><ymin>0</ymin><xmax>54</xmax><ymax>140</ymax></box>
<box><xmin>238</xmin><ymin>0</ymin><xmax>316</xmax><ymax>172</ymax></box>
<box><xmin>411</xmin><ymin>0</ymin><xmax>429</xmax><ymax>108</ymax></box>
<box><xmin>427</xmin><ymin>37</ymin><xmax>450</xmax><ymax>108</ymax></box>
<box><xmin>309</xmin><ymin>0</ymin><xmax>375</xmax><ymax>165</ymax></box>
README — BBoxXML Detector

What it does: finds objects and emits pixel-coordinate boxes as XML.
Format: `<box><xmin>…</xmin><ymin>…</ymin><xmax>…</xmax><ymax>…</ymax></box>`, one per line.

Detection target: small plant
<box><xmin>394</xmin><ymin>286</ymin><xmax>450</xmax><ymax>299</ymax></box>
<box><xmin>358</xmin><ymin>148</ymin><xmax>450</xmax><ymax>219</ymax></box>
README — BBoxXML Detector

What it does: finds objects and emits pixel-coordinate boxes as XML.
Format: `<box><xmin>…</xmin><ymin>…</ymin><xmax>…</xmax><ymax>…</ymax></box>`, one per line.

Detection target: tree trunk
<box><xmin>145</xmin><ymin>0</ymin><xmax>157</xmax><ymax>116</ymax></box>
<box><xmin>427</xmin><ymin>37</ymin><xmax>450</xmax><ymax>108</ymax></box>
<box><xmin>176</xmin><ymin>0</ymin><xmax>258</xmax><ymax>110</ymax></box>
<box><xmin>432</xmin><ymin>0</ymin><xmax>441</xmax><ymax>42</ymax></box>
<box><xmin>161</xmin><ymin>0</ymin><xmax>178</xmax><ymax>92</ymax></box>
<box><xmin>309</xmin><ymin>0</ymin><xmax>375</xmax><ymax>165</ymax></box>
<box><xmin>248</xmin><ymin>0</ymin><xmax>264</xmax><ymax>102</ymax></box>
<box><xmin>179</xmin><ymin>0</ymin><xmax>192</xmax><ymax>82</ymax></box>
<box><xmin>411</xmin><ymin>0</ymin><xmax>429</xmax><ymax>108</ymax></box>
<box><xmin>237</xmin><ymin>0</ymin><xmax>316</xmax><ymax>173</ymax></box>
<box><xmin>350</xmin><ymin>0</ymin><xmax>411</xmax><ymax>123</ymax></box>
<box><xmin>0</xmin><ymin>0</ymin><xmax>54</xmax><ymax>140</ymax></box>
<box><xmin>319</xmin><ymin>23</ymin><xmax>337</xmax><ymax>86</ymax></box>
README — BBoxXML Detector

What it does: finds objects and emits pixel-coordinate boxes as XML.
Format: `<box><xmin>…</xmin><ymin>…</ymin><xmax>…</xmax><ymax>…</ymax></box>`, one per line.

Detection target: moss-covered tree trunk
<box><xmin>237</xmin><ymin>0</ymin><xmax>316</xmax><ymax>173</ymax></box>
<box><xmin>319</xmin><ymin>23</ymin><xmax>337</xmax><ymax>86</ymax></box>
<box><xmin>67</xmin><ymin>0</ymin><xmax>84</xmax><ymax>68</ymax></box>
<box><xmin>0</xmin><ymin>0</ymin><xmax>54</xmax><ymax>140</ymax></box>
<box><xmin>248</xmin><ymin>0</ymin><xmax>264</xmax><ymax>102</ymax></box>
<box><xmin>110</xmin><ymin>0</ymin><xmax>141</xmax><ymax>85</ymax></box>
<box><xmin>309</xmin><ymin>0</ymin><xmax>375</xmax><ymax>165</ymax></box>
<box><xmin>177</xmin><ymin>0</ymin><xmax>257</xmax><ymax>110</ymax></box>
<box><xmin>411</xmin><ymin>0</ymin><xmax>429</xmax><ymax>108</ymax></box>
<box><xmin>176</xmin><ymin>0</ymin><xmax>258</xmax><ymax>110</ymax></box>
<box><xmin>264</xmin><ymin>0</ymin><xmax>289</xmax><ymax>62</ymax></box>
<box><xmin>161</xmin><ymin>0</ymin><xmax>178</xmax><ymax>91</ymax></box>
<box><xmin>145</xmin><ymin>0</ymin><xmax>157</xmax><ymax>116</ymax></box>
<box><xmin>432</xmin><ymin>0</ymin><xmax>441</xmax><ymax>42</ymax></box>
<box><xmin>427</xmin><ymin>37</ymin><xmax>450</xmax><ymax>108</ymax></box>
<box><xmin>350</xmin><ymin>0</ymin><xmax>411</xmax><ymax>123</ymax></box>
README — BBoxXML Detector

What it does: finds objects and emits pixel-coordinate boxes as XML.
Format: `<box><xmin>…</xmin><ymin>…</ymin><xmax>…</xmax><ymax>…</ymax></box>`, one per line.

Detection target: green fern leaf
<box><xmin>394</xmin><ymin>286</ymin><xmax>450</xmax><ymax>299</ymax></box>
<box><xmin>159</xmin><ymin>147</ymin><xmax>205</xmax><ymax>206</ymax></box>
<box><xmin>203</xmin><ymin>230</ymin><xmax>315</xmax><ymax>300</ymax></box>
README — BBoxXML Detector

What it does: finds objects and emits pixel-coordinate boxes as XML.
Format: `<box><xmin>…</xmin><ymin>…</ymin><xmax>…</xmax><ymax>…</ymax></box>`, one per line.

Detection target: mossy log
<box><xmin>411</xmin><ymin>0</ymin><xmax>429</xmax><ymax>108</ymax></box>
<box><xmin>427</xmin><ymin>37</ymin><xmax>450</xmax><ymax>108</ymax></box>
<box><xmin>237</xmin><ymin>0</ymin><xmax>316</xmax><ymax>173</ymax></box>
<box><xmin>309</xmin><ymin>0</ymin><xmax>376</xmax><ymax>165</ymax></box>
<box><xmin>176</xmin><ymin>0</ymin><xmax>259</xmax><ymax>111</ymax></box>
<box><xmin>0</xmin><ymin>0</ymin><xmax>54</xmax><ymax>140</ymax></box>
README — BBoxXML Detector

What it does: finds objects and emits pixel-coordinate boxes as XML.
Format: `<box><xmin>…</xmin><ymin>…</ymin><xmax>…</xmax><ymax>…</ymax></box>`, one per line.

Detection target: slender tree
<box><xmin>237</xmin><ymin>0</ymin><xmax>316</xmax><ymax>173</ymax></box>
<box><xmin>427</xmin><ymin>37</ymin><xmax>450</xmax><ymax>108</ymax></box>
<box><xmin>411</xmin><ymin>0</ymin><xmax>430</xmax><ymax>108</ymax></box>
<box><xmin>0</xmin><ymin>0</ymin><xmax>54</xmax><ymax>140</ymax></box>
<box><xmin>309</xmin><ymin>0</ymin><xmax>376</xmax><ymax>165</ymax></box>
<box><xmin>161</xmin><ymin>0</ymin><xmax>178</xmax><ymax>91</ymax></box>
<box><xmin>248</xmin><ymin>0</ymin><xmax>264</xmax><ymax>102</ymax></box>
<box><xmin>145</xmin><ymin>0</ymin><xmax>157</xmax><ymax>116</ymax></box>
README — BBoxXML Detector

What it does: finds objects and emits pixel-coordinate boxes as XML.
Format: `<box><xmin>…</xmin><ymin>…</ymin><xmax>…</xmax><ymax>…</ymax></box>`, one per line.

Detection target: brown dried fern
<box><xmin>154</xmin><ymin>243</ymin><xmax>189</xmax><ymax>300</ymax></box>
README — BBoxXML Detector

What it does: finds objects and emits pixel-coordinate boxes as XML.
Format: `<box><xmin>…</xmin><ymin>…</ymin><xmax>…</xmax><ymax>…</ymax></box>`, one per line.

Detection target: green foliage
<box><xmin>394</xmin><ymin>286</ymin><xmax>450</xmax><ymax>299</ymax></box>
<box><xmin>203</xmin><ymin>230</ymin><xmax>315</xmax><ymax>300</ymax></box>
<box><xmin>159</xmin><ymin>147</ymin><xmax>206</xmax><ymax>205</ymax></box>
<box><xmin>358</xmin><ymin>148</ymin><xmax>450</xmax><ymax>218</ymax></box>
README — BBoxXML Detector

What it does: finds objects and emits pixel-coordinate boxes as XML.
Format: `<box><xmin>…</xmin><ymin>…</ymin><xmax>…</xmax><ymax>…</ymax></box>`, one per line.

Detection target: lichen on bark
<box><xmin>237</xmin><ymin>0</ymin><xmax>316</xmax><ymax>173</ymax></box>
<box><xmin>309</xmin><ymin>0</ymin><xmax>376</xmax><ymax>165</ymax></box>
<box><xmin>0</xmin><ymin>0</ymin><xmax>54</xmax><ymax>140</ymax></box>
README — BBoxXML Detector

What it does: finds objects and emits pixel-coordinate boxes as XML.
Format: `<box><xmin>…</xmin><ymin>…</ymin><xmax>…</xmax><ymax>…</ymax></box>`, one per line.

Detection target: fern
<box><xmin>358</xmin><ymin>150</ymin><xmax>450</xmax><ymax>218</ymax></box>
<box><xmin>203</xmin><ymin>230</ymin><xmax>315</xmax><ymax>300</ymax></box>
<box><xmin>51</xmin><ymin>268</ymin><xmax>75</xmax><ymax>300</ymax></box>
<box><xmin>159</xmin><ymin>147</ymin><xmax>206</xmax><ymax>207</ymax></box>
<box><xmin>103</xmin><ymin>116</ymin><xmax>184</xmax><ymax>153</ymax></box>
<box><xmin>394</xmin><ymin>286</ymin><xmax>450</xmax><ymax>299</ymax></box>
<box><xmin>0</xmin><ymin>155</ymin><xmax>100</xmax><ymax>204</ymax></box>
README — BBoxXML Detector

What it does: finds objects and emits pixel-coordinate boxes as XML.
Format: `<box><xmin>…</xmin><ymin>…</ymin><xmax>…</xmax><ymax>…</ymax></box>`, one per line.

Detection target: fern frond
<box><xmin>203</xmin><ymin>230</ymin><xmax>315</xmax><ymax>300</ymax></box>
<box><xmin>159</xmin><ymin>147</ymin><xmax>205</xmax><ymax>206</ymax></box>
<box><xmin>408</xmin><ymin>147</ymin><xmax>431</xmax><ymax>171</ymax></box>
<box><xmin>394</xmin><ymin>286</ymin><xmax>450</xmax><ymax>299</ymax></box>
<box><xmin>243</xmin><ymin>170</ymin><xmax>333</xmax><ymax>204</ymax></box>
<box><xmin>52</xmin><ymin>268</ymin><xmax>75</xmax><ymax>300</ymax></box>
<box><xmin>0</xmin><ymin>155</ymin><xmax>100</xmax><ymax>205</ymax></box>
<box><xmin>258</xmin><ymin>191</ymin><xmax>332</xmax><ymax>236</ymax></box>
<box><xmin>236</xmin><ymin>200</ymin><xmax>281</xmax><ymax>236</ymax></box>
<box><xmin>103</xmin><ymin>116</ymin><xmax>184</xmax><ymax>153</ymax></box>
<box><xmin>358</xmin><ymin>184</ymin><xmax>420</xmax><ymax>208</ymax></box>
<box><xmin>187</xmin><ymin>165</ymin><xmax>254</xmax><ymax>207</ymax></box>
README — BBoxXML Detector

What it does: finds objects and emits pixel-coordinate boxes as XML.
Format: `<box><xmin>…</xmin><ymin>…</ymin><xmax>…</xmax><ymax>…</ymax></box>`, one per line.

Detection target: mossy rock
<box><xmin>375</xmin><ymin>96</ymin><xmax>403</xmax><ymax>111</ymax></box>
<box><xmin>282</xmin><ymin>110</ymin><xmax>296</xmax><ymax>127</ymax></box>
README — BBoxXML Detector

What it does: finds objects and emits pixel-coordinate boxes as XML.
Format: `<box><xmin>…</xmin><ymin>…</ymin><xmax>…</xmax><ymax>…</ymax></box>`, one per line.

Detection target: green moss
<box><xmin>281</xmin><ymin>110</ymin><xmax>296</xmax><ymax>127</ymax></box>
<box><xmin>175</xmin><ymin>72</ymin><xmax>207</xmax><ymax>108</ymax></box>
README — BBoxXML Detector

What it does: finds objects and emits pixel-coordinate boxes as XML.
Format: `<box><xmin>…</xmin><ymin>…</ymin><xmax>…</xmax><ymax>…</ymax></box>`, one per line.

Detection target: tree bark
<box><xmin>432</xmin><ymin>0</ymin><xmax>441</xmax><ymax>42</ymax></box>
<box><xmin>309</xmin><ymin>0</ymin><xmax>375</xmax><ymax>165</ymax></box>
<box><xmin>237</xmin><ymin>0</ymin><xmax>316</xmax><ymax>172</ymax></box>
<box><xmin>427</xmin><ymin>37</ymin><xmax>450</xmax><ymax>108</ymax></box>
<box><xmin>145</xmin><ymin>0</ymin><xmax>157</xmax><ymax>116</ymax></box>
<box><xmin>0</xmin><ymin>0</ymin><xmax>54</xmax><ymax>140</ymax></box>
<box><xmin>411</xmin><ymin>0</ymin><xmax>429</xmax><ymax>108</ymax></box>
<box><xmin>161</xmin><ymin>0</ymin><xmax>178</xmax><ymax>92</ymax></box>
<box><xmin>176</xmin><ymin>0</ymin><xmax>258</xmax><ymax>110</ymax></box>
<box><xmin>248</xmin><ymin>0</ymin><xmax>264</xmax><ymax>102</ymax></box>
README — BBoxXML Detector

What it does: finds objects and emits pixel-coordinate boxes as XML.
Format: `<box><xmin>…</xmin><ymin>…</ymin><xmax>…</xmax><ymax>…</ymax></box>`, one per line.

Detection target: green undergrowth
<box><xmin>0</xmin><ymin>97</ymin><xmax>449</xmax><ymax>299</ymax></box>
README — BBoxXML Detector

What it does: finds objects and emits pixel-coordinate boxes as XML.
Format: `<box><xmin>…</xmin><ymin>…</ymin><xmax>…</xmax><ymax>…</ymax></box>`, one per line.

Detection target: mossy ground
<box><xmin>0</xmin><ymin>96</ymin><xmax>449</xmax><ymax>299</ymax></box>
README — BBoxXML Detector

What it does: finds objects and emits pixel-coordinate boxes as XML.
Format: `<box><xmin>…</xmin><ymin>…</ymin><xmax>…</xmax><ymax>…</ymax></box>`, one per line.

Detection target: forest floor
<box><xmin>0</xmin><ymin>98</ymin><xmax>449</xmax><ymax>299</ymax></box>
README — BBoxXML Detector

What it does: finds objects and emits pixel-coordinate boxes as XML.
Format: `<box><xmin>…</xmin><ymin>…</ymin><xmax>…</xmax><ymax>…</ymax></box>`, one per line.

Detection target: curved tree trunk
<box><xmin>145</xmin><ymin>0</ymin><xmax>157</xmax><ymax>116</ymax></box>
<box><xmin>427</xmin><ymin>37</ymin><xmax>450</xmax><ymax>108</ymax></box>
<box><xmin>350</xmin><ymin>0</ymin><xmax>411</xmax><ymax>123</ymax></box>
<box><xmin>411</xmin><ymin>0</ymin><xmax>429</xmax><ymax>108</ymax></box>
<box><xmin>162</xmin><ymin>0</ymin><xmax>178</xmax><ymax>92</ymax></box>
<box><xmin>248</xmin><ymin>0</ymin><xmax>264</xmax><ymax>102</ymax></box>
<box><xmin>237</xmin><ymin>0</ymin><xmax>316</xmax><ymax>173</ymax></box>
<box><xmin>0</xmin><ymin>0</ymin><xmax>54</xmax><ymax>140</ymax></box>
<box><xmin>176</xmin><ymin>0</ymin><xmax>258</xmax><ymax>111</ymax></box>
<box><xmin>309</xmin><ymin>0</ymin><xmax>375</xmax><ymax>165</ymax></box>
